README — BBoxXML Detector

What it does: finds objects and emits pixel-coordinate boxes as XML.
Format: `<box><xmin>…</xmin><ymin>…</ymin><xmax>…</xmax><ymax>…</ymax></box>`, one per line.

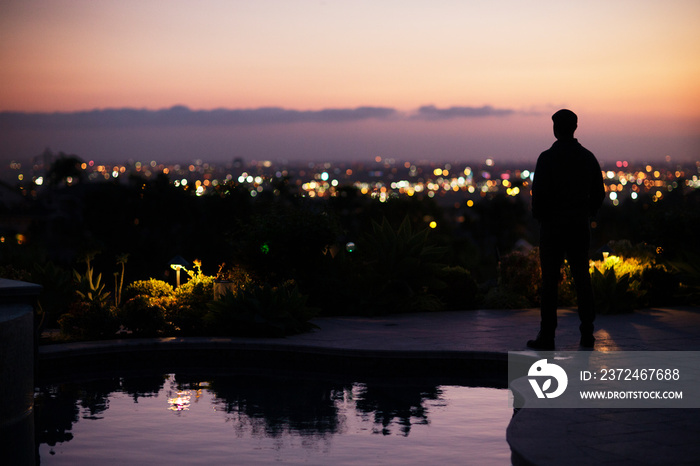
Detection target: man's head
<box><xmin>552</xmin><ymin>109</ymin><xmax>577</xmax><ymax>140</ymax></box>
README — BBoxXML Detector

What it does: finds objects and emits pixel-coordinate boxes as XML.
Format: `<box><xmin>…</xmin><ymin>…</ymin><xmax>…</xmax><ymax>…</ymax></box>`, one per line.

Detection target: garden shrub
<box><xmin>641</xmin><ymin>265</ymin><xmax>679</xmax><ymax>305</ymax></box>
<box><xmin>168</xmin><ymin>262</ymin><xmax>215</xmax><ymax>335</ymax></box>
<box><xmin>118</xmin><ymin>295</ymin><xmax>175</xmax><ymax>336</ymax></box>
<box><xmin>119</xmin><ymin>267</ymin><xmax>217</xmax><ymax>336</ymax></box>
<box><xmin>350</xmin><ymin>216</ymin><xmax>448</xmax><ymax>314</ymax></box>
<box><xmin>663</xmin><ymin>250</ymin><xmax>700</xmax><ymax>305</ymax></box>
<box><xmin>0</xmin><ymin>264</ymin><xmax>32</xmax><ymax>281</ymax></box>
<box><xmin>590</xmin><ymin>255</ymin><xmax>645</xmax><ymax>280</ymax></box>
<box><xmin>481</xmin><ymin>286</ymin><xmax>531</xmax><ymax>310</ymax></box>
<box><xmin>302</xmin><ymin>248</ymin><xmax>361</xmax><ymax>316</ymax></box>
<box><xmin>437</xmin><ymin>266</ymin><xmax>479</xmax><ymax>310</ymax></box>
<box><xmin>586</xmin><ymin>240</ymin><xmax>698</xmax><ymax>308</ymax></box>
<box><xmin>489</xmin><ymin>247</ymin><xmax>583</xmax><ymax>309</ymax></box>
<box><xmin>174</xmin><ymin>262</ymin><xmax>215</xmax><ymax>305</ymax></box>
<box><xmin>58</xmin><ymin>259</ymin><xmax>119</xmax><ymax>340</ymax></box>
<box><xmin>589</xmin><ymin>266</ymin><xmax>644</xmax><ymax>314</ymax></box>
<box><xmin>213</xmin><ymin>264</ymin><xmax>253</xmax><ymax>299</ymax></box>
<box><xmin>58</xmin><ymin>302</ymin><xmax>119</xmax><ymax>340</ymax></box>
<box><xmin>205</xmin><ymin>281</ymin><xmax>319</xmax><ymax>337</ymax></box>
<box><xmin>490</xmin><ymin>247</ymin><xmax>653</xmax><ymax>311</ymax></box>
<box><xmin>582</xmin><ymin>254</ymin><xmax>648</xmax><ymax>313</ymax></box>
<box><xmin>123</xmin><ymin>278</ymin><xmax>174</xmax><ymax>302</ymax></box>
<box><xmin>232</xmin><ymin>203</ymin><xmax>340</xmax><ymax>286</ymax></box>
<box><xmin>544</xmin><ymin>241</ymin><xmax>692</xmax><ymax>313</ymax></box>
<box><xmin>497</xmin><ymin>249</ymin><xmax>541</xmax><ymax>307</ymax></box>
<box><xmin>32</xmin><ymin>262</ymin><xmax>73</xmax><ymax>328</ymax></box>
<box><xmin>117</xmin><ymin>279</ymin><xmax>176</xmax><ymax>335</ymax></box>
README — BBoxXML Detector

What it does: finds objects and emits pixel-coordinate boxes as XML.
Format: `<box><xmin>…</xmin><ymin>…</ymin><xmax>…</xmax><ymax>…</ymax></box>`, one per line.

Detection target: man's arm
<box><xmin>589</xmin><ymin>156</ymin><xmax>605</xmax><ymax>217</ymax></box>
<box><xmin>531</xmin><ymin>154</ymin><xmax>547</xmax><ymax>221</ymax></box>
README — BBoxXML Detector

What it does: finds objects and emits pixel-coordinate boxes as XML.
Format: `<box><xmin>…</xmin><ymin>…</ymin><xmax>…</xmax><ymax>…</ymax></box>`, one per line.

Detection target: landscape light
<box><xmin>596</xmin><ymin>245</ymin><xmax>614</xmax><ymax>260</ymax></box>
<box><xmin>168</xmin><ymin>255</ymin><xmax>190</xmax><ymax>287</ymax></box>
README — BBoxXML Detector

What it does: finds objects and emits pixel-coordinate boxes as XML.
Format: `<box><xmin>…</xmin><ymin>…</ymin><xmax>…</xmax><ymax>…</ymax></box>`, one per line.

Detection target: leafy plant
<box><xmin>351</xmin><ymin>216</ymin><xmax>448</xmax><ymax>314</ymax></box>
<box><xmin>205</xmin><ymin>281</ymin><xmax>319</xmax><ymax>337</ymax></box>
<box><xmin>497</xmin><ymin>249</ymin><xmax>541</xmax><ymax>307</ymax></box>
<box><xmin>123</xmin><ymin>278</ymin><xmax>175</xmax><ymax>302</ymax></box>
<box><xmin>481</xmin><ymin>285</ymin><xmax>531</xmax><ymax>310</ymax></box>
<box><xmin>591</xmin><ymin>255</ymin><xmax>645</xmax><ymax>280</ymax></box>
<box><xmin>24</xmin><ymin>262</ymin><xmax>72</xmax><ymax>329</ymax></box>
<box><xmin>169</xmin><ymin>260</ymin><xmax>215</xmax><ymax>335</ymax></box>
<box><xmin>57</xmin><ymin>301</ymin><xmax>118</xmax><ymax>340</ymax></box>
<box><xmin>644</xmin><ymin>248</ymin><xmax>699</xmax><ymax>305</ymax></box>
<box><xmin>590</xmin><ymin>266</ymin><xmax>645</xmax><ymax>314</ymax></box>
<box><xmin>174</xmin><ymin>260</ymin><xmax>215</xmax><ymax>306</ymax></box>
<box><xmin>213</xmin><ymin>263</ymin><xmax>253</xmax><ymax>298</ymax></box>
<box><xmin>232</xmin><ymin>204</ymin><xmax>340</xmax><ymax>285</ymax></box>
<box><xmin>59</xmin><ymin>254</ymin><xmax>118</xmax><ymax>339</ymax></box>
<box><xmin>436</xmin><ymin>266</ymin><xmax>479</xmax><ymax>310</ymax></box>
<box><xmin>118</xmin><ymin>279</ymin><xmax>176</xmax><ymax>336</ymax></box>
<box><xmin>114</xmin><ymin>253</ymin><xmax>129</xmax><ymax>307</ymax></box>
<box><xmin>0</xmin><ymin>264</ymin><xmax>32</xmax><ymax>281</ymax></box>
<box><xmin>73</xmin><ymin>255</ymin><xmax>111</xmax><ymax>306</ymax></box>
<box><xmin>118</xmin><ymin>295</ymin><xmax>174</xmax><ymax>336</ymax></box>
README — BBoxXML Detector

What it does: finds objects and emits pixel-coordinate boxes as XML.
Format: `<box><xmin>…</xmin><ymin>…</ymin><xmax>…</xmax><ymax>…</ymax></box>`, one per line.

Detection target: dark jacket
<box><xmin>532</xmin><ymin>138</ymin><xmax>605</xmax><ymax>221</ymax></box>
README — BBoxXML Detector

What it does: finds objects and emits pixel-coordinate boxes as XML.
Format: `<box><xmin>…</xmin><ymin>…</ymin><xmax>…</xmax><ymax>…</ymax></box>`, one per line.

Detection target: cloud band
<box><xmin>1</xmin><ymin>104</ymin><xmax>517</xmax><ymax>130</ymax></box>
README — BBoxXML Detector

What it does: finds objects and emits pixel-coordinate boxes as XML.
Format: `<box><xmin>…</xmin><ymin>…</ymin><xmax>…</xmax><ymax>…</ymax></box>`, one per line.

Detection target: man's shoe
<box><xmin>527</xmin><ymin>336</ymin><xmax>555</xmax><ymax>350</ymax></box>
<box><xmin>580</xmin><ymin>335</ymin><xmax>595</xmax><ymax>348</ymax></box>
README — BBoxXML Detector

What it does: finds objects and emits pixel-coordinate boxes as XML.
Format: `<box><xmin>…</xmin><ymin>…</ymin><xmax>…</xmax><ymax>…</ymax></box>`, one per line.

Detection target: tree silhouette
<box><xmin>47</xmin><ymin>154</ymin><xmax>84</xmax><ymax>186</ymax></box>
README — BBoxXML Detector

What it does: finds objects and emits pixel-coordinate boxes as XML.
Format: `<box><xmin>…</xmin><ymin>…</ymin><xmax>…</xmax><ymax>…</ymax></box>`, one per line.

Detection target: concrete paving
<box><xmin>39</xmin><ymin>306</ymin><xmax>700</xmax><ymax>465</ymax></box>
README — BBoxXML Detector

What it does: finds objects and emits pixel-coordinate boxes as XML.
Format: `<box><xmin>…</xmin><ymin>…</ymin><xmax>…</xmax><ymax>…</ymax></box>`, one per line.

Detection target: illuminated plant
<box><xmin>167</xmin><ymin>260</ymin><xmax>215</xmax><ymax>335</ymax></box>
<box><xmin>176</xmin><ymin>260</ymin><xmax>215</xmax><ymax>303</ymax></box>
<box><xmin>114</xmin><ymin>253</ymin><xmax>129</xmax><ymax>307</ymax></box>
<box><xmin>589</xmin><ymin>266</ymin><xmax>643</xmax><ymax>314</ymax></box>
<box><xmin>73</xmin><ymin>254</ymin><xmax>111</xmax><ymax>306</ymax></box>
<box><xmin>585</xmin><ymin>252</ymin><xmax>651</xmax><ymax>313</ymax></box>
<box><xmin>118</xmin><ymin>279</ymin><xmax>176</xmax><ymax>336</ymax></box>
<box><xmin>215</xmin><ymin>262</ymin><xmax>252</xmax><ymax>286</ymax></box>
<box><xmin>59</xmin><ymin>253</ymin><xmax>118</xmax><ymax>340</ymax></box>
<box><xmin>123</xmin><ymin>278</ymin><xmax>175</xmax><ymax>301</ymax></box>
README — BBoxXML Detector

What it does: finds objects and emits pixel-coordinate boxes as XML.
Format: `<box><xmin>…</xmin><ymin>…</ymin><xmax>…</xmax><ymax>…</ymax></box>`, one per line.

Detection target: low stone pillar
<box><xmin>0</xmin><ymin>278</ymin><xmax>42</xmax><ymax>466</ymax></box>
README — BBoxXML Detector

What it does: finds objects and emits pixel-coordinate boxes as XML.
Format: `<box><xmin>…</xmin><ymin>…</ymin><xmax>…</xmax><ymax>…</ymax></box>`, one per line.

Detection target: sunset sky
<box><xmin>1</xmin><ymin>0</ymin><xmax>699</xmax><ymax>165</ymax></box>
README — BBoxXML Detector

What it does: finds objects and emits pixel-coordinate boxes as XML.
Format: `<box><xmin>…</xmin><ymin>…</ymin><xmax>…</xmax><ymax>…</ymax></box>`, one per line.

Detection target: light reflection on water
<box><xmin>35</xmin><ymin>373</ymin><xmax>511</xmax><ymax>465</ymax></box>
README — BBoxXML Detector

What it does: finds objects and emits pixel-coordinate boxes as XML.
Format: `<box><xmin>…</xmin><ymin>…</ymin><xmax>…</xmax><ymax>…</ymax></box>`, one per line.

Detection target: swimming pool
<box><xmin>35</xmin><ymin>371</ymin><xmax>512</xmax><ymax>465</ymax></box>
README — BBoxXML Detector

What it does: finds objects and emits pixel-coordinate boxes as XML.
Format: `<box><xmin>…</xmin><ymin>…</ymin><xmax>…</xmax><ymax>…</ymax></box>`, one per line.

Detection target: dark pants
<box><xmin>539</xmin><ymin>217</ymin><xmax>595</xmax><ymax>338</ymax></box>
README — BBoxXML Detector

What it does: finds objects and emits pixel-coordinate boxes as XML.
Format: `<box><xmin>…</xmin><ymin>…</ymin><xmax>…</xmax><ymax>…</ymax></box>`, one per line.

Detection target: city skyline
<box><xmin>1</xmin><ymin>1</ymin><xmax>699</xmax><ymax>164</ymax></box>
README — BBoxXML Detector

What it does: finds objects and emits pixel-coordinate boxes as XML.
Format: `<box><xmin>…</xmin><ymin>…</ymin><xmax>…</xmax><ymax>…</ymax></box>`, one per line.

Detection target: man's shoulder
<box><xmin>537</xmin><ymin>146</ymin><xmax>561</xmax><ymax>167</ymax></box>
<box><xmin>538</xmin><ymin>142</ymin><xmax>558</xmax><ymax>159</ymax></box>
<box><xmin>575</xmin><ymin>141</ymin><xmax>595</xmax><ymax>157</ymax></box>
<box><xmin>576</xmin><ymin>143</ymin><xmax>601</xmax><ymax>167</ymax></box>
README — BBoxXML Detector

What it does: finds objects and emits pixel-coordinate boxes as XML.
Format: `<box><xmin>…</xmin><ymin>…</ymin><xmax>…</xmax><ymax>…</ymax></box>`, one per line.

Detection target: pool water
<box><xmin>35</xmin><ymin>372</ymin><xmax>512</xmax><ymax>465</ymax></box>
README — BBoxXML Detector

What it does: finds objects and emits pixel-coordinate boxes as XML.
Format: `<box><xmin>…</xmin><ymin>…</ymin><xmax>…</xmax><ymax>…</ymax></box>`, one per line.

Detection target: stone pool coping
<box><xmin>37</xmin><ymin>336</ymin><xmax>509</xmax><ymax>389</ymax></box>
<box><xmin>38</xmin><ymin>307</ymin><xmax>700</xmax><ymax>465</ymax></box>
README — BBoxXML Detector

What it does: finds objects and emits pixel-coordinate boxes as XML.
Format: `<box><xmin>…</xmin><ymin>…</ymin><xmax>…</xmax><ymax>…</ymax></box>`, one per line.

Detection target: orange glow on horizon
<box><xmin>0</xmin><ymin>1</ymin><xmax>698</xmax><ymax>119</ymax></box>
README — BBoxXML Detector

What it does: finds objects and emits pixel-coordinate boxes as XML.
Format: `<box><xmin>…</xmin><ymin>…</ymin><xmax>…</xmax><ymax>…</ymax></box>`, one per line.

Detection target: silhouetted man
<box><xmin>528</xmin><ymin>109</ymin><xmax>605</xmax><ymax>350</ymax></box>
